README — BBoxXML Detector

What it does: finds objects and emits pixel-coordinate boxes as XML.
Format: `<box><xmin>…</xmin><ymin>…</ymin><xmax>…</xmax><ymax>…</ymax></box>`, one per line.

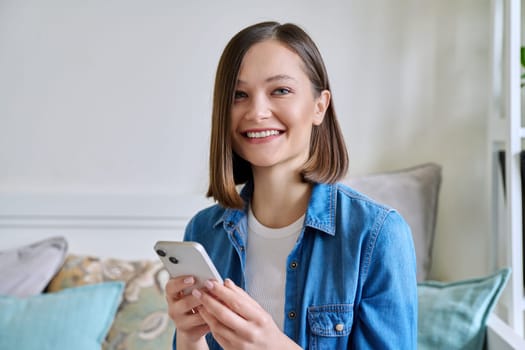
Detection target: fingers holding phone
<box><xmin>165</xmin><ymin>275</ymin><xmax>210</xmax><ymax>342</ymax></box>
<box><xmin>156</xmin><ymin>241</ymin><xmax>223</xmax><ymax>344</ymax></box>
<box><xmin>194</xmin><ymin>279</ymin><xmax>300</xmax><ymax>349</ymax></box>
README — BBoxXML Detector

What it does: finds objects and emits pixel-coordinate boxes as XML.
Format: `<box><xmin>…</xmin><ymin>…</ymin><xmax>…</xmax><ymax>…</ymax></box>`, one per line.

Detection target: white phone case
<box><xmin>154</xmin><ymin>241</ymin><xmax>223</xmax><ymax>294</ymax></box>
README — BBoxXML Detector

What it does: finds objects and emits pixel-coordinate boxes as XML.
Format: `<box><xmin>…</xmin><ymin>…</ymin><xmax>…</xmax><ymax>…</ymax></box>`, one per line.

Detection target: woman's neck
<box><xmin>250</xmin><ymin>167</ymin><xmax>312</xmax><ymax>228</ymax></box>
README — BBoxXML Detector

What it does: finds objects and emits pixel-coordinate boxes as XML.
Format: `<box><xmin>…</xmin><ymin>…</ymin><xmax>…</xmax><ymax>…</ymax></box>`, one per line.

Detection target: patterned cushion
<box><xmin>47</xmin><ymin>255</ymin><xmax>174</xmax><ymax>350</ymax></box>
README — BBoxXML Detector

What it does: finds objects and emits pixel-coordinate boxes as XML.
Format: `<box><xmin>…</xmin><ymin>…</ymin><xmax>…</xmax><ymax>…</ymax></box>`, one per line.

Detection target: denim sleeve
<box><xmin>352</xmin><ymin>210</ymin><xmax>418</xmax><ymax>349</ymax></box>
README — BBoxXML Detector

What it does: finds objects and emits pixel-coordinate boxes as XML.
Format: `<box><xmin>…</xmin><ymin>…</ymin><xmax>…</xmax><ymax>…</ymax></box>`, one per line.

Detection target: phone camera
<box><xmin>156</xmin><ymin>249</ymin><xmax>166</xmax><ymax>257</ymax></box>
<box><xmin>169</xmin><ymin>256</ymin><xmax>179</xmax><ymax>264</ymax></box>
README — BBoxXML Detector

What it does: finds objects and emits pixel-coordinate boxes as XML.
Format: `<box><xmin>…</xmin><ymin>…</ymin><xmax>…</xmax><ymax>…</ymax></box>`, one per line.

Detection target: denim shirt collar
<box><xmin>213</xmin><ymin>181</ymin><xmax>337</xmax><ymax>236</ymax></box>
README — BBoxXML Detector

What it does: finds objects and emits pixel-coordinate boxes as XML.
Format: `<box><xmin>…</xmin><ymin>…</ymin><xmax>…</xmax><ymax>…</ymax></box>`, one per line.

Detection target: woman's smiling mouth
<box><xmin>245</xmin><ymin>130</ymin><xmax>282</xmax><ymax>139</ymax></box>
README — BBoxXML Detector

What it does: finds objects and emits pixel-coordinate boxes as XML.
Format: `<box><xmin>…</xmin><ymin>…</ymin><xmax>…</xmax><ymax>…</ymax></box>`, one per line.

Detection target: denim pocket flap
<box><xmin>307</xmin><ymin>304</ymin><xmax>353</xmax><ymax>337</ymax></box>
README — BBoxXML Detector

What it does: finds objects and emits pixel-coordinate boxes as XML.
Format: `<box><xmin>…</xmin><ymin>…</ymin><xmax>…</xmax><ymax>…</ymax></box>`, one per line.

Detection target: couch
<box><xmin>0</xmin><ymin>163</ymin><xmax>511</xmax><ymax>350</ymax></box>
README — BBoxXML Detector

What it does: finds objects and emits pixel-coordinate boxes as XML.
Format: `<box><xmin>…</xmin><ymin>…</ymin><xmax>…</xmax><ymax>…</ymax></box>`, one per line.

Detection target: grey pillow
<box><xmin>343</xmin><ymin>163</ymin><xmax>442</xmax><ymax>282</ymax></box>
<box><xmin>0</xmin><ymin>236</ymin><xmax>68</xmax><ymax>296</ymax></box>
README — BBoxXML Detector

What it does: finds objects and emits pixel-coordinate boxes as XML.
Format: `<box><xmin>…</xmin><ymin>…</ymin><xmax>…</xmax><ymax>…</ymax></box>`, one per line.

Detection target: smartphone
<box><xmin>154</xmin><ymin>241</ymin><xmax>223</xmax><ymax>295</ymax></box>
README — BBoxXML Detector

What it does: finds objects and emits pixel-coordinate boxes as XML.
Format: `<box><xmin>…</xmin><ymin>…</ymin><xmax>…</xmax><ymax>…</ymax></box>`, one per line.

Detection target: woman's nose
<box><xmin>245</xmin><ymin>94</ymin><xmax>271</xmax><ymax>121</ymax></box>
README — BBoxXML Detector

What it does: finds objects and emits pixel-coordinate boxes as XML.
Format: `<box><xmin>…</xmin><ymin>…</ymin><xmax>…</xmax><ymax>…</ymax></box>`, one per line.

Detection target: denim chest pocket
<box><xmin>307</xmin><ymin>304</ymin><xmax>353</xmax><ymax>350</ymax></box>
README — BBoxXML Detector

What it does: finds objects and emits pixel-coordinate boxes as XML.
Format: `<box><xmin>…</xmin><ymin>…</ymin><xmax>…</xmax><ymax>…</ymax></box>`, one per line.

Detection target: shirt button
<box><xmin>335</xmin><ymin>323</ymin><xmax>344</xmax><ymax>332</ymax></box>
<box><xmin>290</xmin><ymin>261</ymin><xmax>298</xmax><ymax>269</ymax></box>
<box><xmin>288</xmin><ymin>311</ymin><xmax>296</xmax><ymax>319</ymax></box>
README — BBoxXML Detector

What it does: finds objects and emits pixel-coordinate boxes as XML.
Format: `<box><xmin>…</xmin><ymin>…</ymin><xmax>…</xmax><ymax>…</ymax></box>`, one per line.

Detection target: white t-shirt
<box><xmin>245</xmin><ymin>207</ymin><xmax>304</xmax><ymax>330</ymax></box>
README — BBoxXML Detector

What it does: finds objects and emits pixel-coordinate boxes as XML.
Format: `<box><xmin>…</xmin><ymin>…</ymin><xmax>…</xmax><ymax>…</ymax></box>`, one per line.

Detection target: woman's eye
<box><xmin>234</xmin><ymin>91</ymin><xmax>247</xmax><ymax>100</ymax></box>
<box><xmin>273</xmin><ymin>88</ymin><xmax>291</xmax><ymax>95</ymax></box>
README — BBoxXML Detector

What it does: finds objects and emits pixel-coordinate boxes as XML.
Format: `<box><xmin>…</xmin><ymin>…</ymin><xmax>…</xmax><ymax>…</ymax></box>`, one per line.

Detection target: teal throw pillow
<box><xmin>0</xmin><ymin>281</ymin><xmax>124</xmax><ymax>350</ymax></box>
<box><xmin>418</xmin><ymin>268</ymin><xmax>510</xmax><ymax>350</ymax></box>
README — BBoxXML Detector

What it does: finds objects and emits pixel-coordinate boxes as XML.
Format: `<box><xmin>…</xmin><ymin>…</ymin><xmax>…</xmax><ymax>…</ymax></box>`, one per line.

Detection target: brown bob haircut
<box><xmin>207</xmin><ymin>21</ymin><xmax>349</xmax><ymax>209</ymax></box>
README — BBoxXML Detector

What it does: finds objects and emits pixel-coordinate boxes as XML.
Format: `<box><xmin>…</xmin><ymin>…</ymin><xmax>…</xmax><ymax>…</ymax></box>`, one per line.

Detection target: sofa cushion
<box><xmin>48</xmin><ymin>255</ymin><xmax>174</xmax><ymax>350</ymax></box>
<box><xmin>344</xmin><ymin>163</ymin><xmax>442</xmax><ymax>281</ymax></box>
<box><xmin>417</xmin><ymin>268</ymin><xmax>510</xmax><ymax>350</ymax></box>
<box><xmin>0</xmin><ymin>281</ymin><xmax>124</xmax><ymax>350</ymax></box>
<box><xmin>0</xmin><ymin>236</ymin><xmax>68</xmax><ymax>297</ymax></box>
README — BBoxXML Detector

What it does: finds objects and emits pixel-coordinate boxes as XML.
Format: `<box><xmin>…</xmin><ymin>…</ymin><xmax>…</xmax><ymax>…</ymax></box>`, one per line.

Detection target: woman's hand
<box><xmin>165</xmin><ymin>276</ymin><xmax>210</xmax><ymax>349</ymax></box>
<box><xmin>192</xmin><ymin>279</ymin><xmax>301</xmax><ymax>350</ymax></box>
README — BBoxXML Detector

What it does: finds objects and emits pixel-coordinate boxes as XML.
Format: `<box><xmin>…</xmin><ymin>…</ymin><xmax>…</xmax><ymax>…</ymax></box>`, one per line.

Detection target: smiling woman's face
<box><xmin>230</xmin><ymin>39</ymin><xmax>329</xmax><ymax>174</ymax></box>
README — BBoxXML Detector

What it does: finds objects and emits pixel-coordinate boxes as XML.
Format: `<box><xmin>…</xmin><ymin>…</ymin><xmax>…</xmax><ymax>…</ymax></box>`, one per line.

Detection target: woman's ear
<box><xmin>313</xmin><ymin>90</ymin><xmax>331</xmax><ymax>126</ymax></box>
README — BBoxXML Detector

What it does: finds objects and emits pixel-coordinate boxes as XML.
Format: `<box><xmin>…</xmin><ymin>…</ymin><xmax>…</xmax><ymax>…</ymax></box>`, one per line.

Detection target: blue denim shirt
<box><xmin>174</xmin><ymin>182</ymin><xmax>417</xmax><ymax>349</ymax></box>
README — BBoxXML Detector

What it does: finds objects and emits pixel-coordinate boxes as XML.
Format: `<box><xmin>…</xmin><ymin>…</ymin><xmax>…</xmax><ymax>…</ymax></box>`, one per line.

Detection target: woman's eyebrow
<box><xmin>236</xmin><ymin>74</ymin><xmax>298</xmax><ymax>86</ymax></box>
<box><xmin>265</xmin><ymin>74</ymin><xmax>298</xmax><ymax>83</ymax></box>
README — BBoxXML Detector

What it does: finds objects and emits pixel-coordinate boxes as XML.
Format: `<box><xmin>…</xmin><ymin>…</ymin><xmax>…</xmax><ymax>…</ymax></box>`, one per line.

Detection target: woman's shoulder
<box><xmin>332</xmin><ymin>182</ymin><xmax>409</xmax><ymax>232</ymax></box>
<box><xmin>183</xmin><ymin>203</ymin><xmax>226</xmax><ymax>241</ymax></box>
<box><xmin>308</xmin><ymin>182</ymin><xmax>407</xmax><ymax>236</ymax></box>
<box><xmin>189</xmin><ymin>202</ymin><xmax>226</xmax><ymax>225</ymax></box>
<box><xmin>332</xmin><ymin>182</ymin><xmax>414</xmax><ymax>257</ymax></box>
<box><xmin>334</xmin><ymin>182</ymin><xmax>391</xmax><ymax>211</ymax></box>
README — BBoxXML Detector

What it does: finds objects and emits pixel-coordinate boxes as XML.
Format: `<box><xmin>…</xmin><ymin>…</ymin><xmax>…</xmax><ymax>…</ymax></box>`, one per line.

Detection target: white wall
<box><xmin>0</xmin><ymin>0</ymin><xmax>491</xmax><ymax>281</ymax></box>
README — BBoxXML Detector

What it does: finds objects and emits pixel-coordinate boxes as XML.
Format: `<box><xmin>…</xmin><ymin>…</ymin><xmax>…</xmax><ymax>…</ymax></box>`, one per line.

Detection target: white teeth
<box><xmin>246</xmin><ymin>130</ymin><xmax>280</xmax><ymax>138</ymax></box>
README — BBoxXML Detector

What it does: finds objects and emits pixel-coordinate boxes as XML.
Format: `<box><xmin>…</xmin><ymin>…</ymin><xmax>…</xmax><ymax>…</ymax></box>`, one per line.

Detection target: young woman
<box><xmin>165</xmin><ymin>21</ymin><xmax>417</xmax><ymax>349</ymax></box>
